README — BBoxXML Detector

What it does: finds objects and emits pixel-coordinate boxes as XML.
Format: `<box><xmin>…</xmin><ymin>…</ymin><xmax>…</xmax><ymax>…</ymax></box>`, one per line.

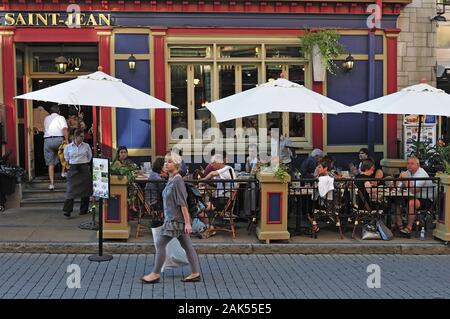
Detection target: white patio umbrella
<box><xmin>354</xmin><ymin>83</ymin><xmax>450</xmax><ymax>116</ymax></box>
<box><xmin>14</xmin><ymin>68</ymin><xmax>177</xmax><ymax>263</ymax></box>
<box><xmin>353</xmin><ymin>83</ymin><xmax>450</xmax><ymax>151</ymax></box>
<box><xmin>15</xmin><ymin>70</ymin><xmax>177</xmax><ymax>109</ymax></box>
<box><xmin>205</xmin><ymin>78</ymin><xmax>358</xmax><ymax>123</ymax></box>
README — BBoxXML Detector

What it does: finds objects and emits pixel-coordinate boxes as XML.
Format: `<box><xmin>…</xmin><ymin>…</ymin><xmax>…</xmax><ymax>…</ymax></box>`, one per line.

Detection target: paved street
<box><xmin>0</xmin><ymin>253</ymin><xmax>449</xmax><ymax>299</ymax></box>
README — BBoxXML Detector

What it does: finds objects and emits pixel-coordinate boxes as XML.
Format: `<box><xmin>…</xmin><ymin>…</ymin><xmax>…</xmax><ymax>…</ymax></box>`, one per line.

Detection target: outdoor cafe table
<box><xmin>134</xmin><ymin>174</ymin><xmax>258</xmax><ymax>219</ymax></box>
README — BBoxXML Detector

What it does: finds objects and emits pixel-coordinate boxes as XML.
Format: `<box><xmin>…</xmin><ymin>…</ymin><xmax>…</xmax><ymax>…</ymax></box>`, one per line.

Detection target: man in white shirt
<box><xmin>200</xmin><ymin>153</ymin><xmax>235</xmax><ymax>206</ymax></box>
<box><xmin>198</xmin><ymin>154</ymin><xmax>236</xmax><ymax>231</ymax></box>
<box><xmin>397</xmin><ymin>155</ymin><xmax>434</xmax><ymax>235</ymax></box>
<box><xmin>43</xmin><ymin>105</ymin><xmax>68</xmax><ymax>190</ymax></box>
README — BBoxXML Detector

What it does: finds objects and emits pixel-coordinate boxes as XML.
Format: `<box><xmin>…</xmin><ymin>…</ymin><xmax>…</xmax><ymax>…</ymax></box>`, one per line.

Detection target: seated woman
<box><xmin>309</xmin><ymin>158</ymin><xmax>344</xmax><ymax>239</ymax></box>
<box><xmin>145</xmin><ymin>157</ymin><xmax>168</xmax><ymax>212</ymax></box>
<box><xmin>111</xmin><ymin>146</ymin><xmax>139</xmax><ymax>216</ymax></box>
<box><xmin>354</xmin><ymin>159</ymin><xmax>382</xmax><ymax>205</ymax></box>
<box><xmin>112</xmin><ymin>146</ymin><xmax>138</xmax><ymax>169</ymax></box>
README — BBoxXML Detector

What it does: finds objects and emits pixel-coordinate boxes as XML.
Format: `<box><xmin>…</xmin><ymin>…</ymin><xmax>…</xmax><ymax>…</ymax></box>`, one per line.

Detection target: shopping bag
<box><xmin>151</xmin><ymin>226</ymin><xmax>189</xmax><ymax>272</ymax></box>
<box><xmin>192</xmin><ymin>217</ymin><xmax>207</xmax><ymax>235</ymax></box>
<box><xmin>376</xmin><ymin>220</ymin><xmax>393</xmax><ymax>241</ymax></box>
<box><xmin>361</xmin><ymin>224</ymin><xmax>381</xmax><ymax>240</ymax></box>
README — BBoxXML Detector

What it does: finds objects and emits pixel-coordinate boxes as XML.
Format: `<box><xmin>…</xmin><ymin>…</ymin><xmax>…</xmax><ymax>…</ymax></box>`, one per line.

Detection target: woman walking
<box><xmin>142</xmin><ymin>152</ymin><xmax>201</xmax><ymax>283</ymax></box>
<box><xmin>62</xmin><ymin>129</ymin><xmax>92</xmax><ymax>217</ymax></box>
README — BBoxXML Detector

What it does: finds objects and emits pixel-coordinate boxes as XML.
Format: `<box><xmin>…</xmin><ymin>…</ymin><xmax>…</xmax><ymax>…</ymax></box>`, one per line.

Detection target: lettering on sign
<box><xmin>3</xmin><ymin>13</ymin><xmax>111</xmax><ymax>26</ymax></box>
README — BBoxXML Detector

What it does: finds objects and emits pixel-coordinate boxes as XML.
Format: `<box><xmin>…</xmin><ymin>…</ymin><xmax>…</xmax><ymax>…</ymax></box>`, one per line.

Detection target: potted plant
<box><xmin>409</xmin><ymin>139</ymin><xmax>447</xmax><ymax>176</ymax></box>
<box><xmin>299</xmin><ymin>29</ymin><xmax>344</xmax><ymax>81</ymax></box>
<box><xmin>110</xmin><ymin>163</ymin><xmax>138</xmax><ymax>205</ymax></box>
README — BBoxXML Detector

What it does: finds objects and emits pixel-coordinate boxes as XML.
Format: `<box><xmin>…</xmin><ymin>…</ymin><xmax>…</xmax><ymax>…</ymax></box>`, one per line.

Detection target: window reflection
<box><xmin>218</xmin><ymin>65</ymin><xmax>236</xmax><ymax>137</ymax></box>
<box><xmin>288</xmin><ymin>65</ymin><xmax>306</xmax><ymax>137</ymax></box>
<box><xmin>241</xmin><ymin>65</ymin><xmax>259</xmax><ymax>135</ymax></box>
<box><xmin>266</xmin><ymin>45</ymin><xmax>303</xmax><ymax>58</ymax></box>
<box><xmin>194</xmin><ymin>65</ymin><xmax>211</xmax><ymax>138</ymax></box>
<box><xmin>219</xmin><ymin>45</ymin><xmax>260</xmax><ymax>58</ymax></box>
<box><xmin>171</xmin><ymin>65</ymin><xmax>188</xmax><ymax>133</ymax></box>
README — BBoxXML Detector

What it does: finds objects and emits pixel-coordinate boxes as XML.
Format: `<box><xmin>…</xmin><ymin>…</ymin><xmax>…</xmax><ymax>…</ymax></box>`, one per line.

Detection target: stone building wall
<box><xmin>396</xmin><ymin>0</ymin><xmax>438</xmax><ymax>155</ymax></box>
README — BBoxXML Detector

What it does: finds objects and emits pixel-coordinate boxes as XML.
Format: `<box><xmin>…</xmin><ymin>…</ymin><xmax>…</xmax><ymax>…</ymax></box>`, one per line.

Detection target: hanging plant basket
<box><xmin>299</xmin><ymin>30</ymin><xmax>344</xmax><ymax>81</ymax></box>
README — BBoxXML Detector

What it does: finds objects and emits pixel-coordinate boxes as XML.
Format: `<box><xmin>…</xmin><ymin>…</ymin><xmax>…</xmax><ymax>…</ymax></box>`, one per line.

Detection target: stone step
<box><xmin>21</xmin><ymin>190</ymin><xmax>66</xmax><ymax>201</ymax></box>
<box><xmin>20</xmin><ymin>197</ymin><xmax>80</xmax><ymax>208</ymax></box>
<box><xmin>24</xmin><ymin>182</ymin><xmax>67</xmax><ymax>191</ymax></box>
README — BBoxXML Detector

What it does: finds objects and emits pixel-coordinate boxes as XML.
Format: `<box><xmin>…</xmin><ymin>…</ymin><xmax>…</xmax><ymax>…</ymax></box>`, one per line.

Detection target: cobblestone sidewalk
<box><xmin>1</xmin><ymin>253</ymin><xmax>449</xmax><ymax>299</ymax></box>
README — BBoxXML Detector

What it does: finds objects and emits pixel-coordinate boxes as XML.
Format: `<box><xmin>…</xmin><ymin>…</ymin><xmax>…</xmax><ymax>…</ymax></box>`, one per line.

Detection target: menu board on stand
<box><xmin>403</xmin><ymin>114</ymin><xmax>437</xmax><ymax>158</ymax></box>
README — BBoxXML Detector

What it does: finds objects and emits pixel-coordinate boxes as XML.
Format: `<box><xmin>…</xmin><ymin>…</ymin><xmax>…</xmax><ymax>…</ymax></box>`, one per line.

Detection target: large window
<box><xmin>167</xmin><ymin>40</ymin><xmax>310</xmax><ymax>145</ymax></box>
<box><xmin>170</xmin><ymin>64</ymin><xmax>212</xmax><ymax>139</ymax></box>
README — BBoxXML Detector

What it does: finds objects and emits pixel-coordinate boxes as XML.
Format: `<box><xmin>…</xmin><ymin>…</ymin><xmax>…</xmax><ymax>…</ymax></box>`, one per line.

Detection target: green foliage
<box><xmin>299</xmin><ymin>29</ymin><xmax>344</xmax><ymax>74</ymax></box>
<box><xmin>110</xmin><ymin>163</ymin><xmax>138</xmax><ymax>205</ymax></box>
<box><xmin>409</xmin><ymin>140</ymin><xmax>450</xmax><ymax>174</ymax></box>
<box><xmin>274</xmin><ymin>164</ymin><xmax>290</xmax><ymax>183</ymax></box>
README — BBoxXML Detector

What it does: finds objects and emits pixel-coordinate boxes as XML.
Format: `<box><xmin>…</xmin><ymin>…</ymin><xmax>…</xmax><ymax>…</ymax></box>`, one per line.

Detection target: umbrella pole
<box><xmin>417</xmin><ymin>115</ymin><xmax>422</xmax><ymax>160</ymax></box>
<box><xmin>89</xmin><ymin>106</ymin><xmax>113</xmax><ymax>263</ymax></box>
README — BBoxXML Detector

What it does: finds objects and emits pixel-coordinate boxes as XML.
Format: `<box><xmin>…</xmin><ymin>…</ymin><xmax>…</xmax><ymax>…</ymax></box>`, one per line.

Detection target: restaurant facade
<box><xmin>0</xmin><ymin>0</ymin><xmax>409</xmax><ymax>179</ymax></box>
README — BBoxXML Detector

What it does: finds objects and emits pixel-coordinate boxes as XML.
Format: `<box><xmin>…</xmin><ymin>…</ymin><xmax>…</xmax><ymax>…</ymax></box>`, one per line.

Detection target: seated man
<box><xmin>396</xmin><ymin>155</ymin><xmax>434</xmax><ymax>236</ymax></box>
<box><xmin>200</xmin><ymin>154</ymin><xmax>235</xmax><ymax>209</ymax></box>
<box><xmin>300</xmin><ymin>148</ymin><xmax>323</xmax><ymax>178</ymax></box>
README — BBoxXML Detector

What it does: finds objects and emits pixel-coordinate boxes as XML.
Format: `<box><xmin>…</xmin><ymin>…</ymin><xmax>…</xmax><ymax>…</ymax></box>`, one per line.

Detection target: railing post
<box><xmin>433</xmin><ymin>174</ymin><xmax>450</xmax><ymax>242</ymax></box>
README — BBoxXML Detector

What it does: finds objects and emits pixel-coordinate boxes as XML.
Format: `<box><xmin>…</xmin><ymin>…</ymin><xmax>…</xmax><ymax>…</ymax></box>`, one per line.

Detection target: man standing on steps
<box><xmin>43</xmin><ymin>104</ymin><xmax>68</xmax><ymax>190</ymax></box>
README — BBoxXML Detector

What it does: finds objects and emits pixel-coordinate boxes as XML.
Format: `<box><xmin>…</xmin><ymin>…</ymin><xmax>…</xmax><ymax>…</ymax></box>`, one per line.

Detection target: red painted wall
<box><xmin>98</xmin><ymin>30</ymin><xmax>113</xmax><ymax>159</ymax></box>
<box><xmin>386</xmin><ymin>29</ymin><xmax>401</xmax><ymax>158</ymax></box>
<box><xmin>2</xmin><ymin>33</ymin><xmax>17</xmax><ymax>164</ymax></box>
<box><xmin>312</xmin><ymin>82</ymin><xmax>324</xmax><ymax>151</ymax></box>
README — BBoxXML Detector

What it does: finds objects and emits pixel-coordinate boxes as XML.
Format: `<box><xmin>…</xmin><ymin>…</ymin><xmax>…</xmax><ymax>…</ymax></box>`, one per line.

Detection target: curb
<box><xmin>0</xmin><ymin>242</ymin><xmax>449</xmax><ymax>255</ymax></box>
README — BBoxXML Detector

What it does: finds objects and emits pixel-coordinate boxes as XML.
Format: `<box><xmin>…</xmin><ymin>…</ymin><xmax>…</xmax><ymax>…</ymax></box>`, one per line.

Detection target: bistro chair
<box><xmin>205</xmin><ymin>182</ymin><xmax>240</xmax><ymax>239</ymax></box>
<box><xmin>309</xmin><ymin>188</ymin><xmax>344</xmax><ymax>239</ymax></box>
<box><xmin>135</xmin><ymin>184</ymin><xmax>163</xmax><ymax>238</ymax></box>
<box><xmin>350</xmin><ymin>188</ymin><xmax>386</xmax><ymax>239</ymax></box>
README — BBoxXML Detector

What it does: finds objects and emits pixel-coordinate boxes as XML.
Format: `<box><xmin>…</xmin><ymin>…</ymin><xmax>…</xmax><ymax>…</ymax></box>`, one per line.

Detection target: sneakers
<box><xmin>48</xmin><ymin>184</ymin><xmax>55</xmax><ymax>191</ymax></box>
<box><xmin>0</xmin><ymin>205</ymin><xmax>5</xmax><ymax>213</ymax></box>
<box><xmin>61</xmin><ymin>172</ymin><xmax>67</xmax><ymax>178</ymax></box>
<box><xmin>63</xmin><ymin>211</ymin><xmax>71</xmax><ymax>218</ymax></box>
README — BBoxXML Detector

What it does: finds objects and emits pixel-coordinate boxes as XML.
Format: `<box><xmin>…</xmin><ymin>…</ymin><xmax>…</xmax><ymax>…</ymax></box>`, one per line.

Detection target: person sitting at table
<box><xmin>112</xmin><ymin>146</ymin><xmax>138</xmax><ymax>169</ymax></box>
<box><xmin>316</xmin><ymin>155</ymin><xmax>342</xmax><ymax>179</ymax></box>
<box><xmin>300</xmin><ymin>148</ymin><xmax>323</xmax><ymax>178</ymax></box>
<box><xmin>356</xmin><ymin>148</ymin><xmax>384</xmax><ymax>178</ymax></box>
<box><xmin>309</xmin><ymin>157</ymin><xmax>343</xmax><ymax>237</ymax></box>
<box><xmin>145</xmin><ymin>157</ymin><xmax>168</xmax><ymax>212</ymax></box>
<box><xmin>112</xmin><ymin>146</ymin><xmax>140</xmax><ymax>214</ymax></box>
<box><xmin>354</xmin><ymin>159</ymin><xmax>383</xmax><ymax>208</ymax></box>
<box><xmin>357</xmin><ymin>148</ymin><xmax>370</xmax><ymax>173</ymax></box>
<box><xmin>198</xmin><ymin>154</ymin><xmax>236</xmax><ymax>228</ymax></box>
<box><xmin>245</xmin><ymin>143</ymin><xmax>258</xmax><ymax>175</ymax></box>
<box><xmin>395</xmin><ymin>155</ymin><xmax>434</xmax><ymax>236</ymax></box>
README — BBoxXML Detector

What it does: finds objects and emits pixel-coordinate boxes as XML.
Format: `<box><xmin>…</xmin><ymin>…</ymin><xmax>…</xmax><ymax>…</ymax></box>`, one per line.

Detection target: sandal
<box><xmin>399</xmin><ymin>226</ymin><xmax>412</xmax><ymax>237</ymax></box>
<box><xmin>181</xmin><ymin>275</ymin><xmax>201</xmax><ymax>282</ymax></box>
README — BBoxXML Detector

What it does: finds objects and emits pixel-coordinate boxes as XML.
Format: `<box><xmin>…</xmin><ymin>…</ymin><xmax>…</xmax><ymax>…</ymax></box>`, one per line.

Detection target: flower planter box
<box><xmin>256</xmin><ymin>171</ymin><xmax>291</xmax><ymax>244</ymax></box>
<box><xmin>100</xmin><ymin>175</ymin><xmax>130</xmax><ymax>239</ymax></box>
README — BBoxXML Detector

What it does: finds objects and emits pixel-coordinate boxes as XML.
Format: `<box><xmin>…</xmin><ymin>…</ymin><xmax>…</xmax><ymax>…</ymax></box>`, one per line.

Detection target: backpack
<box><xmin>185</xmin><ymin>182</ymin><xmax>206</xmax><ymax>218</ymax></box>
